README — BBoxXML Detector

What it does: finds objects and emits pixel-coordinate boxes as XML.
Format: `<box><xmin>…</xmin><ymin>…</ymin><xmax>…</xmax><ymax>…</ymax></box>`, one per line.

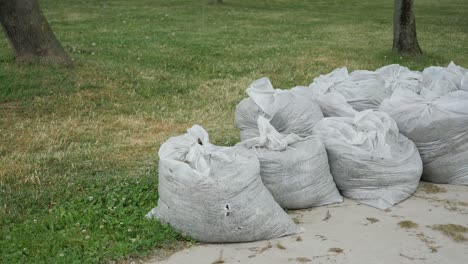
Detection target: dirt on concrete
<box><xmin>146</xmin><ymin>182</ymin><xmax>468</xmax><ymax>264</ymax></box>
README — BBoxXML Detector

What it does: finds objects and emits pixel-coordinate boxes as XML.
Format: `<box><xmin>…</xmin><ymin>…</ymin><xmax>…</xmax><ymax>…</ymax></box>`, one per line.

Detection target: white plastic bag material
<box><xmin>312</xmin><ymin>110</ymin><xmax>423</xmax><ymax>210</ymax></box>
<box><xmin>461</xmin><ymin>72</ymin><xmax>468</xmax><ymax>92</ymax></box>
<box><xmin>445</xmin><ymin>61</ymin><xmax>467</xmax><ymax>90</ymax></box>
<box><xmin>309</xmin><ymin>67</ymin><xmax>388</xmax><ymax>111</ymax></box>
<box><xmin>375</xmin><ymin>64</ymin><xmax>422</xmax><ymax>93</ymax></box>
<box><xmin>419</xmin><ymin>80</ymin><xmax>458</xmax><ymax>100</ymax></box>
<box><xmin>380</xmin><ymin>88</ymin><xmax>468</xmax><ymax>185</ymax></box>
<box><xmin>422</xmin><ymin>61</ymin><xmax>468</xmax><ymax>91</ymax></box>
<box><xmin>309</xmin><ymin>67</ymin><xmax>350</xmax><ymax>96</ymax></box>
<box><xmin>238</xmin><ymin>117</ymin><xmax>343</xmax><ymax>209</ymax></box>
<box><xmin>315</xmin><ymin>92</ymin><xmax>358</xmax><ymax>117</ymax></box>
<box><xmin>146</xmin><ymin>125</ymin><xmax>300</xmax><ymax>243</ymax></box>
<box><xmin>235</xmin><ymin>77</ymin><xmax>323</xmax><ymax>141</ymax></box>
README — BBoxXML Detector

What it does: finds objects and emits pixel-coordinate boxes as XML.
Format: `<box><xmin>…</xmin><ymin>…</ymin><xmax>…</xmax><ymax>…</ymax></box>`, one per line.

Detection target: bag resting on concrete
<box><xmin>146</xmin><ymin>125</ymin><xmax>300</xmax><ymax>242</ymax></box>
<box><xmin>238</xmin><ymin>116</ymin><xmax>343</xmax><ymax>209</ymax></box>
<box><xmin>380</xmin><ymin>88</ymin><xmax>468</xmax><ymax>185</ymax></box>
<box><xmin>312</xmin><ymin>110</ymin><xmax>423</xmax><ymax>210</ymax></box>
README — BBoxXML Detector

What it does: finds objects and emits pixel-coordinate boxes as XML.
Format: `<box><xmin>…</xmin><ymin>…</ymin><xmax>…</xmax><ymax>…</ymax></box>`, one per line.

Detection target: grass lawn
<box><xmin>1</xmin><ymin>0</ymin><xmax>467</xmax><ymax>263</ymax></box>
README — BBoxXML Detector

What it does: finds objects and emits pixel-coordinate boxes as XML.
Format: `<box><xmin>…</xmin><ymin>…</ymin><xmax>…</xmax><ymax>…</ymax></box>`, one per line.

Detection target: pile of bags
<box><xmin>307</xmin><ymin>62</ymin><xmax>468</xmax><ymax>185</ymax></box>
<box><xmin>148</xmin><ymin>61</ymin><xmax>468</xmax><ymax>243</ymax></box>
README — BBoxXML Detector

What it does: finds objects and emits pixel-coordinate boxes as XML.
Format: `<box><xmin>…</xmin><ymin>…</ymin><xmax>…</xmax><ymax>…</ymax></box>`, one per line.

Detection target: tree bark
<box><xmin>393</xmin><ymin>0</ymin><xmax>422</xmax><ymax>55</ymax></box>
<box><xmin>0</xmin><ymin>0</ymin><xmax>72</xmax><ymax>66</ymax></box>
<box><xmin>208</xmin><ymin>0</ymin><xmax>224</xmax><ymax>4</ymax></box>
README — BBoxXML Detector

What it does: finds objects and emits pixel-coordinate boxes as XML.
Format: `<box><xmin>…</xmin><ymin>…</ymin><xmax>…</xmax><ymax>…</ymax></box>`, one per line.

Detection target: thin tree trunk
<box><xmin>393</xmin><ymin>0</ymin><xmax>422</xmax><ymax>55</ymax></box>
<box><xmin>0</xmin><ymin>0</ymin><xmax>72</xmax><ymax>66</ymax></box>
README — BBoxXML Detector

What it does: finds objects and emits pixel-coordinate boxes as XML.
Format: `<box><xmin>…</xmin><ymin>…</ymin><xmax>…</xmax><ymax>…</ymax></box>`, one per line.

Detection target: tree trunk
<box><xmin>393</xmin><ymin>0</ymin><xmax>422</xmax><ymax>55</ymax></box>
<box><xmin>208</xmin><ymin>0</ymin><xmax>224</xmax><ymax>4</ymax></box>
<box><xmin>0</xmin><ymin>0</ymin><xmax>72</xmax><ymax>66</ymax></box>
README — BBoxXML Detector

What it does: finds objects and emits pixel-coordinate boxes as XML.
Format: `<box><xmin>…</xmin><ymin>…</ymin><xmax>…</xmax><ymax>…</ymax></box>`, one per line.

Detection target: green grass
<box><xmin>1</xmin><ymin>0</ymin><xmax>467</xmax><ymax>263</ymax></box>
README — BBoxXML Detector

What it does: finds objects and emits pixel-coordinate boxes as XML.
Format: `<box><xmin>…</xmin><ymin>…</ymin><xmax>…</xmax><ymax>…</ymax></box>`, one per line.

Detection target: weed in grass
<box><xmin>0</xmin><ymin>174</ymin><xmax>192</xmax><ymax>263</ymax></box>
<box><xmin>398</xmin><ymin>220</ymin><xmax>419</xmax><ymax>229</ymax></box>
<box><xmin>431</xmin><ymin>224</ymin><xmax>468</xmax><ymax>242</ymax></box>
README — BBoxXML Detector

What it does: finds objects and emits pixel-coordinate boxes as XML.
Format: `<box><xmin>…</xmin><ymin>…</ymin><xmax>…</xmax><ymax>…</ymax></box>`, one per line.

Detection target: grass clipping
<box><xmin>431</xmin><ymin>224</ymin><xmax>468</xmax><ymax>242</ymax></box>
<box><xmin>329</xmin><ymin>247</ymin><xmax>344</xmax><ymax>253</ymax></box>
<box><xmin>398</xmin><ymin>220</ymin><xmax>418</xmax><ymax>229</ymax></box>
<box><xmin>420</xmin><ymin>183</ymin><xmax>447</xmax><ymax>194</ymax></box>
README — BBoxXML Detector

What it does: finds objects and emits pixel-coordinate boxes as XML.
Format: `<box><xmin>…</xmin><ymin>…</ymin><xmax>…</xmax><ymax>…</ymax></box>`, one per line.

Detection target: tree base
<box><xmin>0</xmin><ymin>0</ymin><xmax>73</xmax><ymax>67</ymax></box>
<box><xmin>208</xmin><ymin>0</ymin><xmax>224</xmax><ymax>4</ymax></box>
<box><xmin>15</xmin><ymin>54</ymin><xmax>74</xmax><ymax>67</ymax></box>
<box><xmin>393</xmin><ymin>0</ymin><xmax>422</xmax><ymax>56</ymax></box>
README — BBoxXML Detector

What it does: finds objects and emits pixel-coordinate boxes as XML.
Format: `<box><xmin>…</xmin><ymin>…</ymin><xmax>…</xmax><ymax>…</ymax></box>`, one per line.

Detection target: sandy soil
<box><xmin>146</xmin><ymin>182</ymin><xmax>468</xmax><ymax>264</ymax></box>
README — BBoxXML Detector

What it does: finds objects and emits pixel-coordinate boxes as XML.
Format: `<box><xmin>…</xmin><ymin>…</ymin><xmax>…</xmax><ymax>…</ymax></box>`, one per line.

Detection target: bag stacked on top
<box><xmin>236</xmin><ymin>77</ymin><xmax>323</xmax><ymax>140</ymax></box>
<box><xmin>309</xmin><ymin>64</ymin><xmax>423</xmax><ymax>116</ymax></box>
<box><xmin>146</xmin><ymin>125</ymin><xmax>300</xmax><ymax>242</ymax></box>
<box><xmin>309</xmin><ymin>67</ymin><xmax>387</xmax><ymax>112</ymax></box>
<box><xmin>422</xmin><ymin>61</ymin><xmax>468</xmax><ymax>93</ymax></box>
<box><xmin>312</xmin><ymin>110</ymin><xmax>423</xmax><ymax>210</ymax></box>
<box><xmin>380</xmin><ymin>88</ymin><xmax>468</xmax><ymax>184</ymax></box>
<box><xmin>311</xmin><ymin>91</ymin><xmax>358</xmax><ymax>117</ymax></box>
<box><xmin>238</xmin><ymin>116</ymin><xmax>343</xmax><ymax>209</ymax></box>
<box><xmin>375</xmin><ymin>64</ymin><xmax>422</xmax><ymax>93</ymax></box>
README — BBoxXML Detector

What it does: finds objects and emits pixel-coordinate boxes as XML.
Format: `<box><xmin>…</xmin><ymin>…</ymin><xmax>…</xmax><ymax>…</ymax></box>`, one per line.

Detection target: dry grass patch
<box><xmin>398</xmin><ymin>220</ymin><xmax>418</xmax><ymax>229</ymax></box>
<box><xmin>419</xmin><ymin>183</ymin><xmax>447</xmax><ymax>194</ymax></box>
<box><xmin>0</xmin><ymin>109</ymin><xmax>188</xmax><ymax>183</ymax></box>
<box><xmin>416</xmin><ymin>233</ymin><xmax>439</xmax><ymax>253</ymax></box>
<box><xmin>293</xmin><ymin>257</ymin><xmax>311</xmax><ymax>262</ymax></box>
<box><xmin>431</xmin><ymin>224</ymin><xmax>468</xmax><ymax>242</ymax></box>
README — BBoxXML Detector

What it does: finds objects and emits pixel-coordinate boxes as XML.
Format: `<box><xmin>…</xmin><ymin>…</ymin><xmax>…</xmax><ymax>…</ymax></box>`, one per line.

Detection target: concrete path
<box><xmin>147</xmin><ymin>182</ymin><xmax>468</xmax><ymax>264</ymax></box>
